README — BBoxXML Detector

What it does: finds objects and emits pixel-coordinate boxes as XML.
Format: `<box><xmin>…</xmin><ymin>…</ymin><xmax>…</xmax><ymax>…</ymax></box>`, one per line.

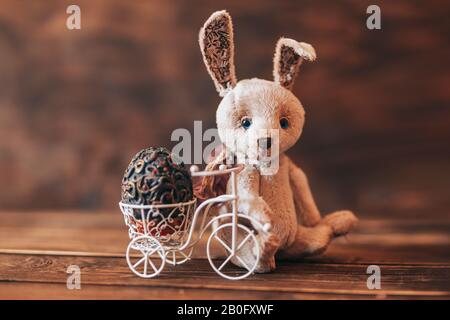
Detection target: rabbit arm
<box><xmin>288</xmin><ymin>159</ymin><xmax>322</xmax><ymax>227</ymax></box>
<box><xmin>238</xmin><ymin>165</ymin><xmax>281</xmax><ymax>272</ymax></box>
<box><xmin>237</xmin><ymin>165</ymin><xmax>275</xmax><ymax>225</ymax></box>
<box><xmin>237</xmin><ymin>165</ymin><xmax>260</xmax><ymax>197</ymax></box>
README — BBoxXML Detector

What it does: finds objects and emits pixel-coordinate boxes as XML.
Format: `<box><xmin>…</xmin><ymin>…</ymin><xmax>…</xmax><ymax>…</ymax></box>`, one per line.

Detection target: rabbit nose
<box><xmin>258</xmin><ymin>137</ymin><xmax>272</xmax><ymax>150</ymax></box>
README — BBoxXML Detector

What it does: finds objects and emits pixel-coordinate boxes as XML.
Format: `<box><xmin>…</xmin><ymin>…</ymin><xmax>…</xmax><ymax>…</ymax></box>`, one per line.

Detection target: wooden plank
<box><xmin>0</xmin><ymin>211</ymin><xmax>128</xmax><ymax>254</ymax></box>
<box><xmin>0</xmin><ymin>253</ymin><xmax>448</xmax><ymax>298</ymax></box>
<box><xmin>0</xmin><ymin>212</ymin><xmax>448</xmax><ymax>264</ymax></box>
<box><xmin>0</xmin><ymin>212</ymin><xmax>449</xmax><ymax>299</ymax></box>
<box><xmin>0</xmin><ymin>282</ymin><xmax>439</xmax><ymax>300</ymax></box>
<box><xmin>0</xmin><ymin>282</ymin><xmax>374</xmax><ymax>300</ymax></box>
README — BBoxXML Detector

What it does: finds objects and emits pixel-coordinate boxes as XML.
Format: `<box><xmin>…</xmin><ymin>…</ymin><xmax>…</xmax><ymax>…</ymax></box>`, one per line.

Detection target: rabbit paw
<box><xmin>254</xmin><ymin>232</ymin><xmax>280</xmax><ymax>273</ymax></box>
<box><xmin>321</xmin><ymin>210</ymin><xmax>358</xmax><ymax>237</ymax></box>
<box><xmin>255</xmin><ymin>255</ymin><xmax>276</xmax><ymax>273</ymax></box>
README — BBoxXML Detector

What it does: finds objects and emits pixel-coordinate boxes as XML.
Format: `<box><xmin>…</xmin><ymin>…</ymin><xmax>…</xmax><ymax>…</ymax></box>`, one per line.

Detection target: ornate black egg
<box><xmin>121</xmin><ymin>147</ymin><xmax>193</xmax><ymax>220</ymax></box>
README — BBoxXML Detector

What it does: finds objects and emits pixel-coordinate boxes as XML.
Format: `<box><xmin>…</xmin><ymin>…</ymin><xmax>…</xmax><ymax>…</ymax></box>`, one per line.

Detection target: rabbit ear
<box><xmin>273</xmin><ymin>38</ymin><xmax>316</xmax><ymax>90</ymax></box>
<box><xmin>199</xmin><ymin>10</ymin><xmax>237</xmax><ymax>97</ymax></box>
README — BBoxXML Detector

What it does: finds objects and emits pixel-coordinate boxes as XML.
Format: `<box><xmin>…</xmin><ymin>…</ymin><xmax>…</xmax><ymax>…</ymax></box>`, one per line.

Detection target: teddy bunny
<box><xmin>198</xmin><ymin>10</ymin><xmax>358</xmax><ymax>273</ymax></box>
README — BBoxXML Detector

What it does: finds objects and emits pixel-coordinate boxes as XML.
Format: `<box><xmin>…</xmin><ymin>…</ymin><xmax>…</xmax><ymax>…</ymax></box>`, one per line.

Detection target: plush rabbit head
<box><xmin>199</xmin><ymin>10</ymin><xmax>316</xmax><ymax>162</ymax></box>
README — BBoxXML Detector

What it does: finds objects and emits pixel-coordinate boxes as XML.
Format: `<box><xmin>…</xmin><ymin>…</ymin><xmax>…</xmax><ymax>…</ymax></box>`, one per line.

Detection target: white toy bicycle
<box><xmin>119</xmin><ymin>164</ymin><xmax>270</xmax><ymax>280</ymax></box>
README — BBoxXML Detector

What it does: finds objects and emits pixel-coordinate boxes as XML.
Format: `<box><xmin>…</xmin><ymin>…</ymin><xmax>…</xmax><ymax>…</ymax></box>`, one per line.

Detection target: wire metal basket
<box><xmin>120</xmin><ymin>199</ymin><xmax>196</xmax><ymax>247</ymax></box>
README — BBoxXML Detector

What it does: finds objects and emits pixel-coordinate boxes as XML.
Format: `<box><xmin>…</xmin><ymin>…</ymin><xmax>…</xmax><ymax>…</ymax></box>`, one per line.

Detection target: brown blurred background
<box><xmin>0</xmin><ymin>0</ymin><xmax>448</xmax><ymax>219</ymax></box>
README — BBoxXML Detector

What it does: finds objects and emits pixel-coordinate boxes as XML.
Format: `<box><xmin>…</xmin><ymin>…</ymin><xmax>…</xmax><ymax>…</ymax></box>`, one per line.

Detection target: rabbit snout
<box><xmin>258</xmin><ymin>137</ymin><xmax>272</xmax><ymax>150</ymax></box>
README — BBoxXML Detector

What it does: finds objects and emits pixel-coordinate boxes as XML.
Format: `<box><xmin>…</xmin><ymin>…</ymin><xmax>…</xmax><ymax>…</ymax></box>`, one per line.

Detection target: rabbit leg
<box><xmin>218</xmin><ymin>196</ymin><xmax>280</xmax><ymax>273</ymax></box>
<box><xmin>288</xmin><ymin>159</ymin><xmax>322</xmax><ymax>227</ymax></box>
<box><xmin>287</xmin><ymin>158</ymin><xmax>358</xmax><ymax>254</ymax></box>
<box><xmin>322</xmin><ymin>210</ymin><xmax>358</xmax><ymax>236</ymax></box>
<box><xmin>277</xmin><ymin>223</ymin><xmax>333</xmax><ymax>259</ymax></box>
<box><xmin>278</xmin><ymin>211</ymin><xmax>358</xmax><ymax>259</ymax></box>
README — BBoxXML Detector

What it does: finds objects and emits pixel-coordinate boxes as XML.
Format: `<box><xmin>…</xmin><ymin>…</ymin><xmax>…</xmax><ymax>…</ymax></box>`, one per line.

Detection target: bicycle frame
<box><xmin>119</xmin><ymin>164</ymin><xmax>270</xmax><ymax>279</ymax></box>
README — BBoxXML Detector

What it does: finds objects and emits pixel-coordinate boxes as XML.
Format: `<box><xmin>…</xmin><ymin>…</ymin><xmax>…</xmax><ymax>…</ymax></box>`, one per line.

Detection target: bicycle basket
<box><xmin>119</xmin><ymin>199</ymin><xmax>196</xmax><ymax>247</ymax></box>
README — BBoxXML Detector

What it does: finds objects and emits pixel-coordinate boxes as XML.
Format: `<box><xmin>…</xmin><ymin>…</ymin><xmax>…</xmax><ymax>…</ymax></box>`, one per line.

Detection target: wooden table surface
<box><xmin>0</xmin><ymin>211</ymin><xmax>449</xmax><ymax>300</ymax></box>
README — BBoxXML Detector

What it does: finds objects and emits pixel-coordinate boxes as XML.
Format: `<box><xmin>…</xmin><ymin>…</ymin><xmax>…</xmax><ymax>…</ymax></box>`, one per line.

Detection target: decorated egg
<box><xmin>121</xmin><ymin>147</ymin><xmax>193</xmax><ymax>237</ymax></box>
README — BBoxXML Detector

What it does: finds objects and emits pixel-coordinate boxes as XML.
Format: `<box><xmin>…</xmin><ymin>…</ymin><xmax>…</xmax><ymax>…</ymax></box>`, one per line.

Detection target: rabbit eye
<box><xmin>280</xmin><ymin>117</ymin><xmax>289</xmax><ymax>129</ymax></box>
<box><xmin>241</xmin><ymin>117</ymin><xmax>252</xmax><ymax>129</ymax></box>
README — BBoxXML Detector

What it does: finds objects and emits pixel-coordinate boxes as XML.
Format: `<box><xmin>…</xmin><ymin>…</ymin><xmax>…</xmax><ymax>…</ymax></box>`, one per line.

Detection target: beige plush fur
<box><xmin>199</xmin><ymin>10</ymin><xmax>358</xmax><ymax>273</ymax></box>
